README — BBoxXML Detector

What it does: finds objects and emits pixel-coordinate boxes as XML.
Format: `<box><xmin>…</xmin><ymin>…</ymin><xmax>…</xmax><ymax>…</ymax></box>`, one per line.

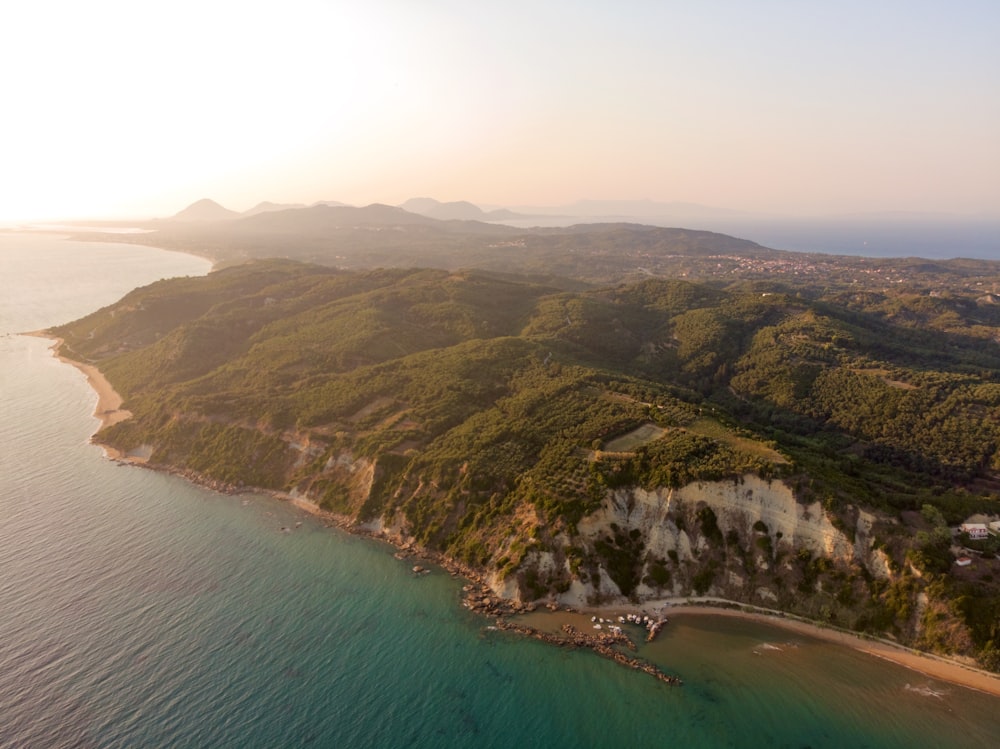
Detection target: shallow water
<box><xmin>1</xmin><ymin>234</ymin><xmax>998</xmax><ymax>747</ymax></box>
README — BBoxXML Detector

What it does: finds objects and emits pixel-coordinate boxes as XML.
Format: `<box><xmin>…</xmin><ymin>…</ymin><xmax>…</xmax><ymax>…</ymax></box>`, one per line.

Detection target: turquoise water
<box><xmin>2</xmin><ymin>233</ymin><xmax>999</xmax><ymax>747</ymax></box>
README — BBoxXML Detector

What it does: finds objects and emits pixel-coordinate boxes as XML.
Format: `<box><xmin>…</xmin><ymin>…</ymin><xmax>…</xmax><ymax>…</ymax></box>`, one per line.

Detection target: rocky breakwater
<box><xmin>459</xmin><ymin>580</ymin><xmax>682</xmax><ymax>685</ymax></box>
<box><xmin>488</xmin><ymin>620</ymin><xmax>682</xmax><ymax>686</ymax></box>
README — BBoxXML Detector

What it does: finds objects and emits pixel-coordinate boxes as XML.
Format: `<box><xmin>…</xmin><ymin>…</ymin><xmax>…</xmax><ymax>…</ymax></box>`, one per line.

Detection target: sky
<box><xmin>2</xmin><ymin>0</ymin><xmax>998</xmax><ymax>222</ymax></box>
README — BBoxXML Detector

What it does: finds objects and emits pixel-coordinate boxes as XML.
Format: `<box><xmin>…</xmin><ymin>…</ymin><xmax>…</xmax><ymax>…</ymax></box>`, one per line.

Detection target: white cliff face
<box><xmin>360</xmin><ymin>509</ymin><xmax>408</xmax><ymax>538</ymax></box>
<box><xmin>562</xmin><ymin>474</ymin><xmax>888</xmax><ymax>605</ymax></box>
<box><xmin>489</xmin><ymin>572</ymin><xmax>524</xmax><ymax>602</ymax></box>
<box><xmin>580</xmin><ymin>475</ymin><xmax>867</xmax><ymax>561</ymax></box>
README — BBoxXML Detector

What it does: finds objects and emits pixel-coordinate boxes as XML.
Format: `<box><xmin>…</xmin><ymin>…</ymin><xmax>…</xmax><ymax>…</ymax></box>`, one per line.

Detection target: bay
<box><xmin>1</xmin><ymin>233</ymin><xmax>998</xmax><ymax>747</ymax></box>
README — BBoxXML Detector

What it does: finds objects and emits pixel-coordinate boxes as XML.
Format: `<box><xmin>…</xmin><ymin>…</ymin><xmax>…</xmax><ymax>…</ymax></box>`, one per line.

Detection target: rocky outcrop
<box><xmin>591</xmin><ymin>476</ymin><xmax>855</xmax><ymax>558</ymax></box>
<box><xmin>160</xmin><ymin>425</ymin><xmax>893</xmax><ymax>622</ymax></box>
<box><xmin>290</xmin><ymin>447</ymin><xmax>376</xmax><ymax>516</ymax></box>
<box><xmin>541</xmin><ymin>474</ymin><xmax>889</xmax><ymax>607</ymax></box>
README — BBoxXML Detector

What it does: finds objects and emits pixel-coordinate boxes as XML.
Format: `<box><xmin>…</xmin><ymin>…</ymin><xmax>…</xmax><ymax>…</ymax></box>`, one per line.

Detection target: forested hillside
<box><xmin>51</xmin><ymin>258</ymin><xmax>1000</xmax><ymax>667</ymax></box>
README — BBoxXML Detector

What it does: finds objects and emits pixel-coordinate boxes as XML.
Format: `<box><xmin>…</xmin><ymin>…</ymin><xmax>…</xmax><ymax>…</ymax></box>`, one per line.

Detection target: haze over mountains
<box><xmin>108</xmin><ymin>197</ymin><xmax>778</xmax><ymax>283</ymax></box>
<box><xmin>399</xmin><ymin>198</ymin><xmax>525</xmax><ymax>222</ymax></box>
<box><xmin>155</xmin><ymin>197</ymin><xmax>999</xmax><ymax>261</ymax></box>
<box><xmin>167</xmin><ymin>198</ymin><xmax>345</xmax><ymax>222</ymax></box>
<box><xmin>164</xmin><ymin>196</ymin><xmax>744</xmax><ymax>226</ymax></box>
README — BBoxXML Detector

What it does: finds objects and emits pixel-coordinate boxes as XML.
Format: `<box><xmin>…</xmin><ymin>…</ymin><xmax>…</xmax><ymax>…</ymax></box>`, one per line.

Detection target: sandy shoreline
<box><xmin>624</xmin><ymin>601</ymin><xmax>1000</xmax><ymax>698</ymax></box>
<box><xmin>26</xmin><ymin>332</ymin><xmax>134</xmax><ymax>434</ymax></box>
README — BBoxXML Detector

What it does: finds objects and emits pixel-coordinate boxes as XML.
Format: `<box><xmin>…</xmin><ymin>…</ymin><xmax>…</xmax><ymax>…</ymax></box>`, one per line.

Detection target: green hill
<box><xmin>51</xmin><ymin>259</ymin><xmax>1000</xmax><ymax>668</ymax></box>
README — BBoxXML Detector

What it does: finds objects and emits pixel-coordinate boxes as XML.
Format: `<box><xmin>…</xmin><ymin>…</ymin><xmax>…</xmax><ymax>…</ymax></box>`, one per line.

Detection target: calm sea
<box><xmin>494</xmin><ymin>216</ymin><xmax>1000</xmax><ymax>260</ymax></box>
<box><xmin>2</xmin><ymin>233</ymin><xmax>999</xmax><ymax>748</ymax></box>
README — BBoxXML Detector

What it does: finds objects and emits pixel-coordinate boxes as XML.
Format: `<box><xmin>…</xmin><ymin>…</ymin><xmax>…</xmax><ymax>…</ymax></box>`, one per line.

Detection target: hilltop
<box><xmin>50</xmin><ymin>258</ymin><xmax>1000</xmax><ymax>668</ymax></box>
<box><xmin>168</xmin><ymin>198</ymin><xmax>241</xmax><ymax>222</ymax></box>
<box><xmin>400</xmin><ymin>197</ymin><xmax>526</xmax><ymax>221</ymax></box>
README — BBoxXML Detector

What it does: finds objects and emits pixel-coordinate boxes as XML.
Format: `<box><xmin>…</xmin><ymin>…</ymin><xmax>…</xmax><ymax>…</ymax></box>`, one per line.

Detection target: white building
<box><xmin>960</xmin><ymin>523</ymin><xmax>989</xmax><ymax>540</ymax></box>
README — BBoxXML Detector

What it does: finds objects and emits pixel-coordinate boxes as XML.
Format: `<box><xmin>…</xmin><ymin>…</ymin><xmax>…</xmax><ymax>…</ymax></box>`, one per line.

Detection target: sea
<box><xmin>494</xmin><ymin>215</ymin><xmax>1000</xmax><ymax>260</ymax></box>
<box><xmin>2</xmin><ymin>231</ymin><xmax>1000</xmax><ymax>748</ymax></box>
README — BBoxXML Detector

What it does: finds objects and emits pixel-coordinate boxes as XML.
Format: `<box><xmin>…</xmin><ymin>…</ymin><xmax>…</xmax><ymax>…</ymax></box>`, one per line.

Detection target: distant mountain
<box><xmin>170</xmin><ymin>199</ymin><xmax>240</xmax><ymax>222</ymax></box>
<box><xmin>109</xmin><ymin>199</ymin><xmax>790</xmax><ymax>281</ymax></box>
<box><xmin>543</xmin><ymin>199</ymin><xmax>744</xmax><ymax>221</ymax></box>
<box><xmin>484</xmin><ymin>207</ymin><xmax>523</xmax><ymax>220</ymax></box>
<box><xmin>167</xmin><ymin>197</ymin><xmax>735</xmax><ymax>230</ymax></box>
<box><xmin>242</xmin><ymin>201</ymin><xmax>306</xmax><ymax>217</ymax></box>
<box><xmin>238</xmin><ymin>203</ymin><xmax>442</xmax><ymax>231</ymax></box>
<box><xmin>401</xmin><ymin>197</ymin><xmax>530</xmax><ymax>222</ymax></box>
<box><xmin>400</xmin><ymin>197</ymin><xmax>450</xmax><ymax>214</ymax></box>
<box><xmin>168</xmin><ymin>199</ymin><xmax>348</xmax><ymax>223</ymax></box>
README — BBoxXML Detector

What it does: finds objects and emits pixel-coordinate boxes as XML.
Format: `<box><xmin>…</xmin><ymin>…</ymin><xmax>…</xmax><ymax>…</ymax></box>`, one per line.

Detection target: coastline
<box><xmin>664</xmin><ymin>603</ymin><xmax>1000</xmax><ymax>698</ymax></box>
<box><xmin>29</xmin><ymin>331</ymin><xmax>1000</xmax><ymax>699</ymax></box>
<box><xmin>26</xmin><ymin>332</ymin><xmax>134</xmax><ymax>440</ymax></box>
<box><xmin>290</xmin><ymin>489</ymin><xmax>1000</xmax><ymax>697</ymax></box>
<box><xmin>519</xmin><ymin>599</ymin><xmax>1000</xmax><ymax>697</ymax></box>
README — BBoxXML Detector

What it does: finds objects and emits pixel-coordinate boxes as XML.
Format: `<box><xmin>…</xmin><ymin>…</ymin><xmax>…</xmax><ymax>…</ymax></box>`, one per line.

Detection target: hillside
<box><xmin>50</xmin><ymin>259</ymin><xmax>1000</xmax><ymax>668</ymax></box>
<box><xmin>88</xmin><ymin>203</ymin><xmax>1000</xmax><ymax>295</ymax></box>
<box><xmin>86</xmin><ymin>202</ymin><xmax>774</xmax><ymax>279</ymax></box>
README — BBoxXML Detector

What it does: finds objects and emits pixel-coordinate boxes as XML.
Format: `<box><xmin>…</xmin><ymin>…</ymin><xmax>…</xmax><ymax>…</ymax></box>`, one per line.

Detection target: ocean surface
<box><xmin>2</xmin><ymin>232</ymin><xmax>1000</xmax><ymax>748</ymax></box>
<box><xmin>493</xmin><ymin>215</ymin><xmax>1000</xmax><ymax>260</ymax></box>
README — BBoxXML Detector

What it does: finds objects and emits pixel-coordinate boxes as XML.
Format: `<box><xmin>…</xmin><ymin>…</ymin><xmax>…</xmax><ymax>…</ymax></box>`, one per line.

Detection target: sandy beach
<box><xmin>28</xmin><ymin>333</ymin><xmax>133</xmax><ymax>432</ymax></box>
<box><xmin>522</xmin><ymin>598</ymin><xmax>1000</xmax><ymax>699</ymax></box>
<box><xmin>665</xmin><ymin>605</ymin><xmax>1000</xmax><ymax>698</ymax></box>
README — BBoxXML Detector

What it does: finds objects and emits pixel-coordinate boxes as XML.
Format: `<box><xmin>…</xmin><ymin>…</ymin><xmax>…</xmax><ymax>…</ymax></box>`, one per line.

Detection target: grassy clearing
<box><xmin>851</xmin><ymin>368</ymin><xmax>918</xmax><ymax>390</ymax></box>
<box><xmin>687</xmin><ymin>417</ymin><xmax>789</xmax><ymax>464</ymax></box>
<box><xmin>604</xmin><ymin>422</ymin><xmax>667</xmax><ymax>452</ymax></box>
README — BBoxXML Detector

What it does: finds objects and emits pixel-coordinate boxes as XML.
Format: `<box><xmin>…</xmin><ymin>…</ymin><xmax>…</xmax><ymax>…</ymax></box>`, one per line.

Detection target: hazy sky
<box><xmin>3</xmin><ymin>0</ymin><xmax>998</xmax><ymax>222</ymax></box>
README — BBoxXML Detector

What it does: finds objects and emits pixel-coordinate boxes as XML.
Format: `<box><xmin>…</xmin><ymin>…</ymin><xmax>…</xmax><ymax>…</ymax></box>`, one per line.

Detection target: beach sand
<box><xmin>522</xmin><ymin>600</ymin><xmax>1000</xmax><ymax>698</ymax></box>
<box><xmin>28</xmin><ymin>332</ymin><xmax>133</xmax><ymax>433</ymax></box>
<box><xmin>668</xmin><ymin>605</ymin><xmax>1000</xmax><ymax>698</ymax></box>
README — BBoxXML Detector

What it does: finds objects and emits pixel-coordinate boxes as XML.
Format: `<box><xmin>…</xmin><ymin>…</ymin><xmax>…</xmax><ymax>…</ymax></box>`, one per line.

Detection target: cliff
<box><xmin>559</xmin><ymin>476</ymin><xmax>892</xmax><ymax>610</ymax></box>
<box><xmin>47</xmin><ymin>259</ymin><xmax>1000</xmax><ymax>668</ymax></box>
<box><xmin>271</xmin><ymin>451</ymin><xmax>896</xmax><ymax>634</ymax></box>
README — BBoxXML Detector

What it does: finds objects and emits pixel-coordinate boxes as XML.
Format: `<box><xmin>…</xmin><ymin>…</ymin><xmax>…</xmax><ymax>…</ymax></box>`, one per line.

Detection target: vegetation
<box><xmin>49</xmin><ymin>253</ymin><xmax>1000</xmax><ymax>668</ymax></box>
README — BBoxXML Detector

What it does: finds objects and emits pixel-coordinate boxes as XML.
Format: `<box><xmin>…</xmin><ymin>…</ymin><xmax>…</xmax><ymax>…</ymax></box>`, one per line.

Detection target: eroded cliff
<box><xmin>512</xmin><ymin>475</ymin><xmax>892</xmax><ymax>620</ymax></box>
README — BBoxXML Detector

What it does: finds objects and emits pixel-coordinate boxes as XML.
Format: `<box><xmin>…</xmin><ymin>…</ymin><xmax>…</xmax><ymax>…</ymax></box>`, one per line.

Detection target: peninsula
<box><xmin>48</xmin><ymin>211</ymin><xmax>1000</xmax><ymax>677</ymax></box>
